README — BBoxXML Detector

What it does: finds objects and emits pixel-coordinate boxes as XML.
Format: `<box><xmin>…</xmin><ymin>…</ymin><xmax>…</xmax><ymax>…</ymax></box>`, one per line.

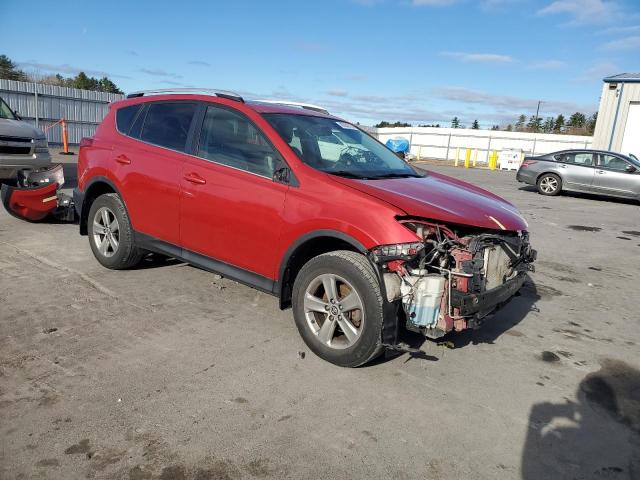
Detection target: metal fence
<box><xmin>375</xmin><ymin>127</ymin><xmax>593</xmax><ymax>163</ymax></box>
<box><xmin>0</xmin><ymin>79</ymin><xmax>124</xmax><ymax>145</ymax></box>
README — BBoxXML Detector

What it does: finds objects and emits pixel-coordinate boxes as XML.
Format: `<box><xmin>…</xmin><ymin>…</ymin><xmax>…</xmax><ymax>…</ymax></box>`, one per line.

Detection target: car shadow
<box><xmin>521</xmin><ymin>359</ymin><xmax>640</xmax><ymax>478</ymax></box>
<box><xmin>131</xmin><ymin>253</ymin><xmax>185</xmax><ymax>270</ymax></box>
<box><xmin>518</xmin><ymin>186</ymin><xmax>639</xmax><ymax>205</ymax></box>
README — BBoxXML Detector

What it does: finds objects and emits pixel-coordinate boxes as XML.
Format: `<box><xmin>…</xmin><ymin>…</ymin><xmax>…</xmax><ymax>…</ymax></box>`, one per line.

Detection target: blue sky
<box><xmin>3</xmin><ymin>0</ymin><xmax>639</xmax><ymax>127</ymax></box>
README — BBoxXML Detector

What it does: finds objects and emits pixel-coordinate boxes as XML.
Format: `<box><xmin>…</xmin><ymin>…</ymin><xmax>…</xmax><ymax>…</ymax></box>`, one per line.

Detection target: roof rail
<box><xmin>255</xmin><ymin>99</ymin><xmax>329</xmax><ymax>114</ymax></box>
<box><xmin>126</xmin><ymin>88</ymin><xmax>244</xmax><ymax>102</ymax></box>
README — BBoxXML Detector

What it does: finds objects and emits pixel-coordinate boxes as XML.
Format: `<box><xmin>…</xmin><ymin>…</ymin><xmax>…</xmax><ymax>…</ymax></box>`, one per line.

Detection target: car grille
<box><xmin>0</xmin><ymin>136</ymin><xmax>33</xmax><ymax>155</ymax></box>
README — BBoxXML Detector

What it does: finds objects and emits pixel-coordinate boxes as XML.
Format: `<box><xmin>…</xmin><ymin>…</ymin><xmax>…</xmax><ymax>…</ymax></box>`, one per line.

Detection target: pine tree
<box><xmin>553</xmin><ymin>114</ymin><xmax>565</xmax><ymax>133</ymax></box>
<box><xmin>472</xmin><ymin>120</ymin><xmax>480</xmax><ymax>129</ymax></box>
<box><xmin>586</xmin><ymin>112</ymin><xmax>598</xmax><ymax>135</ymax></box>
<box><xmin>451</xmin><ymin>117</ymin><xmax>460</xmax><ymax>128</ymax></box>
<box><xmin>515</xmin><ymin>114</ymin><xmax>526</xmax><ymax>131</ymax></box>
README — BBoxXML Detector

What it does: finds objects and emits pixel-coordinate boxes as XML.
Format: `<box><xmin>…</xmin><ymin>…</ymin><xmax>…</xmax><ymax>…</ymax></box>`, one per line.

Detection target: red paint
<box><xmin>1</xmin><ymin>183</ymin><xmax>58</xmax><ymax>221</ymax></box>
<box><xmin>78</xmin><ymin>94</ymin><xmax>528</xmax><ymax>282</ymax></box>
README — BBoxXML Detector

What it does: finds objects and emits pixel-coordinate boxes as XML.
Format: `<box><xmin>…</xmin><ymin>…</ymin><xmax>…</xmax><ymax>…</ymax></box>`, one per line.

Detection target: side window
<box><xmin>140</xmin><ymin>102</ymin><xmax>197</xmax><ymax>152</ymax></box>
<box><xmin>599</xmin><ymin>154</ymin><xmax>630</xmax><ymax>171</ymax></box>
<box><xmin>129</xmin><ymin>104</ymin><xmax>147</xmax><ymax>139</ymax></box>
<box><xmin>197</xmin><ymin>105</ymin><xmax>281</xmax><ymax>178</ymax></box>
<box><xmin>563</xmin><ymin>152</ymin><xmax>593</xmax><ymax>166</ymax></box>
<box><xmin>116</xmin><ymin>104</ymin><xmax>142</xmax><ymax>135</ymax></box>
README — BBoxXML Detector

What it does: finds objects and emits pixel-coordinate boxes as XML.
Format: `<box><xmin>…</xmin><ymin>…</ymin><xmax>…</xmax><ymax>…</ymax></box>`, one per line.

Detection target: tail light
<box><xmin>521</xmin><ymin>160</ymin><xmax>538</xmax><ymax>168</ymax></box>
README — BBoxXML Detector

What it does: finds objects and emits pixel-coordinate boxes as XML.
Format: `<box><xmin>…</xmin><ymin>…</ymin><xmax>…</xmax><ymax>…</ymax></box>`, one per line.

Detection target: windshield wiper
<box><xmin>327</xmin><ymin>170</ymin><xmax>370</xmax><ymax>179</ymax></box>
<box><xmin>369</xmin><ymin>172</ymin><xmax>423</xmax><ymax>179</ymax></box>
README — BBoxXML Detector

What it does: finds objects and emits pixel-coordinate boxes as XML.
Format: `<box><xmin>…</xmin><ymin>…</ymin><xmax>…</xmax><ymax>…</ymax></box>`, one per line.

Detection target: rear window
<box><xmin>140</xmin><ymin>102</ymin><xmax>197</xmax><ymax>152</ymax></box>
<box><xmin>116</xmin><ymin>104</ymin><xmax>142</xmax><ymax>135</ymax></box>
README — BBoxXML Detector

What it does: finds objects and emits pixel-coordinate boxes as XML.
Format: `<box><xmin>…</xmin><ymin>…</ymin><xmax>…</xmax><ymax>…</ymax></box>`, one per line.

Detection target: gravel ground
<box><xmin>1</xmin><ymin>155</ymin><xmax>639</xmax><ymax>480</ymax></box>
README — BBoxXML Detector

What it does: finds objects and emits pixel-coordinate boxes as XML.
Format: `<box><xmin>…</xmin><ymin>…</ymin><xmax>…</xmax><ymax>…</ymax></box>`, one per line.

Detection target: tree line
<box><xmin>376</xmin><ymin>111</ymin><xmax>597</xmax><ymax>136</ymax></box>
<box><xmin>0</xmin><ymin>54</ymin><xmax>123</xmax><ymax>94</ymax></box>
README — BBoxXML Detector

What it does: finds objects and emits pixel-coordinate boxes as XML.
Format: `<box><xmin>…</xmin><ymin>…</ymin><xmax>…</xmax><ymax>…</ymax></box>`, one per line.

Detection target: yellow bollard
<box><xmin>472</xmin><ymin>149</ymin><xmax>478</xmax><ymax>168</ymax></box>
<box><xmin>464</xmin><ymin>148</ymin><xmax>471</xmax><ymax>168</ymax></box>
<box><xmin>455</xmin><ymin>147</ymin><xmax>460</xmax><ymax>167</ymax></box>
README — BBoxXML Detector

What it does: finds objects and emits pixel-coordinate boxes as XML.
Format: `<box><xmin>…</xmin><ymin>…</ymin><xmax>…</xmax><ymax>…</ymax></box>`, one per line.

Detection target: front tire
<box><xmin>537</xmin><ymin>173</ymin><xmax>562</xmax><ymax>196</ymax></box>
<box><xmin>87</xmin><ymin>193</ymin><xmax>143</xmax><ymax>270</ymax></box>
<box><xmin>292</xmin><ymin>250</ymin><xmax>384</xmax><ymax>367</ymax></box>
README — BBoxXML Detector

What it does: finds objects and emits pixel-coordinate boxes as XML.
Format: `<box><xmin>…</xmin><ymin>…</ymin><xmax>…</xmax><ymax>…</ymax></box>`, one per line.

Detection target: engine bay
<box><xmin>372</xmin><ymin>219</ymin><xmax>537</xmax><ymax>339</ymax></box>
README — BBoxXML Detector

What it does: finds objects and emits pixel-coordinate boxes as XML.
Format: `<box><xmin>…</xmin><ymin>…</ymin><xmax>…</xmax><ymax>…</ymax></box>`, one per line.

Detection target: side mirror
<box><xmin>273</xmin><ymin>166</ymin><xmax>290</xmax><ymax>184</ymax></box>
<box><xmin>625</xmin><ymin>164</ymin><xmax>637</xmax><ymax>173</ymax></box>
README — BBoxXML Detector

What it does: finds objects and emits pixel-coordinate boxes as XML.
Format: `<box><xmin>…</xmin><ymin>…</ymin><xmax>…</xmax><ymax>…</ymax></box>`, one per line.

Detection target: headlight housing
<box><xmin>34</xmin><ymin>137</ymin><xmax>49</xmax><ymax>153</ymax></box>
<box><xmin>370</xmin><ymin>242</ymin><xmax>424</xmax><ymax>261</ymax></box>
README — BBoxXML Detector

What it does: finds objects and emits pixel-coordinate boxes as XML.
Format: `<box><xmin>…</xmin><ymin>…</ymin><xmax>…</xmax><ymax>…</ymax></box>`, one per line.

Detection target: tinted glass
<box><xmin>129</xmin><ymin>104</ymin><xmax>147</xmax><ymax>139</ymax></box>
<box><xmin>263</xmin><ymin>113</ymin><xmax>421</xmax><ymax>179</ymax></box>
<box><xmin>197</xmin><ymin>105</ymin><xmax>280</xmax><ymax>177</ymax></box>
<box><xmin>0</xmin><ymin>97</ymin><xmax>17</xmax><ymax>120</ymax></box>
<box><xmin>562</xmin><ymin>152</ymin><xmax>593</xmax><ymax>166</ymax></box>
<box><xmin>116</xmin><ymin>104</ymin><xmax>142</xmax><ymax>135</ymax></box>
<box><xmin>140</xmin><ymin>102</ymin><xmax>197</xmax><ymax>151</ymax></box>
<box><xmin>599</xmin><ymin>154</ymin><xmax>630</xmax><ymax>171</ymax></box>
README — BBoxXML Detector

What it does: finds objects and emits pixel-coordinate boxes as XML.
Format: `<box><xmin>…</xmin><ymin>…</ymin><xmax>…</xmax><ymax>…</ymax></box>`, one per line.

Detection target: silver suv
<box><xmin>0</xmin><ymin>96</ymin><xmax>51</xmax><ymax>180</ymax></box>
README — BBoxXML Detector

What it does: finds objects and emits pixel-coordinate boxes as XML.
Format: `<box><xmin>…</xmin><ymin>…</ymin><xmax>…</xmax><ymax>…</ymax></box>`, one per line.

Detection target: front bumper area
<box><xmin>450</xmin><ymin>272</ymin><xmax>526</xmax><ymax>316</ymax></box>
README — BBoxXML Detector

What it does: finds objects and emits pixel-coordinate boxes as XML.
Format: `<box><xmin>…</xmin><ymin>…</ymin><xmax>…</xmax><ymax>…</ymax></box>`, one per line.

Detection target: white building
<box><xmin>592</xmin><ymin>73</ymin><xmax>640</xmax><ymax>158</ymax></box>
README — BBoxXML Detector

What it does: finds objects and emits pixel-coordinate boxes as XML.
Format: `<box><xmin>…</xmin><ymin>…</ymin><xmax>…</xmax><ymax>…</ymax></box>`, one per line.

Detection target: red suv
<box><xmin>74</xmin><ymin>89</ymin><xmax>535</xmax><ymax>367</ymax></box>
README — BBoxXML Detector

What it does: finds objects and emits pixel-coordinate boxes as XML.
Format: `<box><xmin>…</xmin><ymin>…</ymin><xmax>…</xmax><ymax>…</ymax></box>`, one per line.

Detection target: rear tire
<box><xmin>292</xmin><ymin>250</ymin><xmax>384</xmax><ymax>367</ymax></box>
<box><xmin>88</xmin><ymin>193</ymin><xmax>143</xmax><ymax>270</ymax></box>
<box><xmin>537</xmin><ymin>173</ymin><xmax>562</xmax><ymax>196</ymax></box>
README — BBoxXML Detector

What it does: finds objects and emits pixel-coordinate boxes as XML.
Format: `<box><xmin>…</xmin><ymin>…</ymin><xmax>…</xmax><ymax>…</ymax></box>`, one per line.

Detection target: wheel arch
<box><xmin>277</xmin><ymin>230</ymin><xmax>369</xmax><ymax>310</ymax></box>
<box><xmin>536</xmin><ymin>170</ymin><xmax>563</xmax><ymax>184</ymax></box>
<box><xmin>79</xmin><ymin>177</ymin><xmax>123</xmax><ymax>235</ymax></box>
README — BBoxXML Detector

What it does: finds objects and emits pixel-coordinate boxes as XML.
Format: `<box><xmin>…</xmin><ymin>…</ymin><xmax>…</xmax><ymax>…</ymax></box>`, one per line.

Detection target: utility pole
<box><xmin>534</xmin><ymin>101</ymin><xmax>542</xmax><ymax>132</ymax></box>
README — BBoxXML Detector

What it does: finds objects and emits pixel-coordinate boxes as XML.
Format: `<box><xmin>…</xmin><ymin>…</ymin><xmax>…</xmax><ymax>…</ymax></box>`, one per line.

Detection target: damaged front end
<box><xmin>371</xmin><ymin>219</ymin><xmax>536</xmax><ymax>340</ymax></box>
<box><xmin>0</xmin><ymin>164</ymin><xmax>75</xmax><ymax>222</ymax></box>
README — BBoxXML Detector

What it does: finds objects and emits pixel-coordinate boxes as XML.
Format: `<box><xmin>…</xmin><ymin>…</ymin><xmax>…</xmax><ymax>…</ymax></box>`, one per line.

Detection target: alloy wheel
<box><xmin>92</xmin><ymin>207</ymin><xmax>120</xmax><ymax>258</ymax></box>
<box><xmin>303</xmin><ymin>273</ymin><xmax>364</xmax><ymax>349</ymax></box>
<box><xmin>540</xmin><ymin>176</ymin><xmax>559</xmax><ymax>194</ymax></box>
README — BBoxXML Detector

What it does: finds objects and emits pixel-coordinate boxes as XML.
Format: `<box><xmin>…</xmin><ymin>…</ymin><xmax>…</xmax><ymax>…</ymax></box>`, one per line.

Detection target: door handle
<box><xmin>596</xmin><ymin>170</ymin><xmax>605</xmax><ymax>174</ymax></box>
<box><xmin>183</xmin><ymin>173</ymin><xmax>206</xmax><ymax>185</ymax></box>
<box><xmin>559</xmin><ymin>164</ymin><xmax>567</xmax><ymax>168</ymax></box>
<box><xmin>115</xmin><ymin>154</ymin><xmax>131</xmax><ymax>165</ymax></box>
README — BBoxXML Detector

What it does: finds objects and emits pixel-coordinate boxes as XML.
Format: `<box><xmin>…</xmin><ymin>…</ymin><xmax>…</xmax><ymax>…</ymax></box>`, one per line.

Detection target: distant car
<box><xmin>516</xmin><ymin>149</ymin><xmax>640</xmax><ymax>200</ymax></box>
<box><xmin>0</xmin><ymin>95</ymin><xmax>51</xmax><ymax>180</ymax></box>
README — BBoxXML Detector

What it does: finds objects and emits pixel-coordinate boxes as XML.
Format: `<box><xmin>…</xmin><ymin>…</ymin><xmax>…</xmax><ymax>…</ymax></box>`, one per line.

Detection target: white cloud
<box><xmin>538</xmin><ymin>0</ymin><xmax>624</xmax><ymax>25</ymax></box>
<box><xmin>139</xmin><ymin>68</ymin><xmax>182</xmax><ymax>79</ymax></box>
<box><xmin>18</xmin><ymin>61</ymin><xmax>128</xmax><ymax>79</ymax></box>
<box><xmin>432</xmin><ymin>86</ymin><xmax>596</xmax><ymax>114</ymax></box>
<box><xmin>327</xmin><ymin>89</ymin><xmax>349</xmax><ymax>97</ymax></box>
<box><xmin>598</xmin><ymin>24</ymin><xmax>640</xmax><ymax>34</ymax></box>
<box><xmin>602</xmin><ymin>35</ymin><xmax>640</xmax><ymax>50</ymax></box>
<box><xmin>441</xmin><ymin>51</ymin><xmax>514</xmax><ymax>63</ymax></box>
<box><xmin>576</xmin><ymin>61</ymin><xmax>620</xmax><ymax>82</ymax></box>
<box><xmin>527</xmin><ymin>59</ymin><xmax>567</xmax><ymax>70</ymax></box>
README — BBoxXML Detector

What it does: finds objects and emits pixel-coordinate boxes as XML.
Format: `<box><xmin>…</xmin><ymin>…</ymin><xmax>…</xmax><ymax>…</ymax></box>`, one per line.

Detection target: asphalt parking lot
<box><xmin>1</xmin><ymin>155</ymin><xmax>639</xmax><ymax>480</ymax></box>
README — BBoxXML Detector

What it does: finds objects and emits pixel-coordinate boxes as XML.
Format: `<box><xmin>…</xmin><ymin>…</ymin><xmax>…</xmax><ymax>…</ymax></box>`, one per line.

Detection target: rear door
<box><xmin>592</xmin><ymin>153</ymin><xmax>639</xmax><ymax>198</ymax></box>
<box><xmin>179</xmin><ymin>103</ymin><xmax>289</xmax><ymax>283</ymax></box>
<box><xmin>113</xmin><ymin>101</ymin><xmax>198</xmax><ymax>245</ymax></box>
<box><xmin>554</xmin><ymin>152</ymin><xmax>595</xmax><ymax>191</ymax></box>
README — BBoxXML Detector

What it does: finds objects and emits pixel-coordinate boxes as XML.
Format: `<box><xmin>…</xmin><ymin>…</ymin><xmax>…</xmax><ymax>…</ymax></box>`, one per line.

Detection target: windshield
<box><xmin>263</xmin><ymin>113</ymin><xmax>422</xmax><ymax>179</ymax></box>
<box><xmin>0</xmin><ymin>97</ymin><xmax>17</xmax><ymax>120</ymax></box>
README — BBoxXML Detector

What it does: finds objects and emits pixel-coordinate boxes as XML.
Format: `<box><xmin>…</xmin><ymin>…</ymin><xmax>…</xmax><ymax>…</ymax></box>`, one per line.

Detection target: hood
<box><xmin>332</xmin><ymin>171</ymin><xmax>528</xmax><ymax>231</ymax></box>
<box><xmin>0</xmin><ymin>118</ymin><xmax>45</xmax><ymax>139</ymax></box>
